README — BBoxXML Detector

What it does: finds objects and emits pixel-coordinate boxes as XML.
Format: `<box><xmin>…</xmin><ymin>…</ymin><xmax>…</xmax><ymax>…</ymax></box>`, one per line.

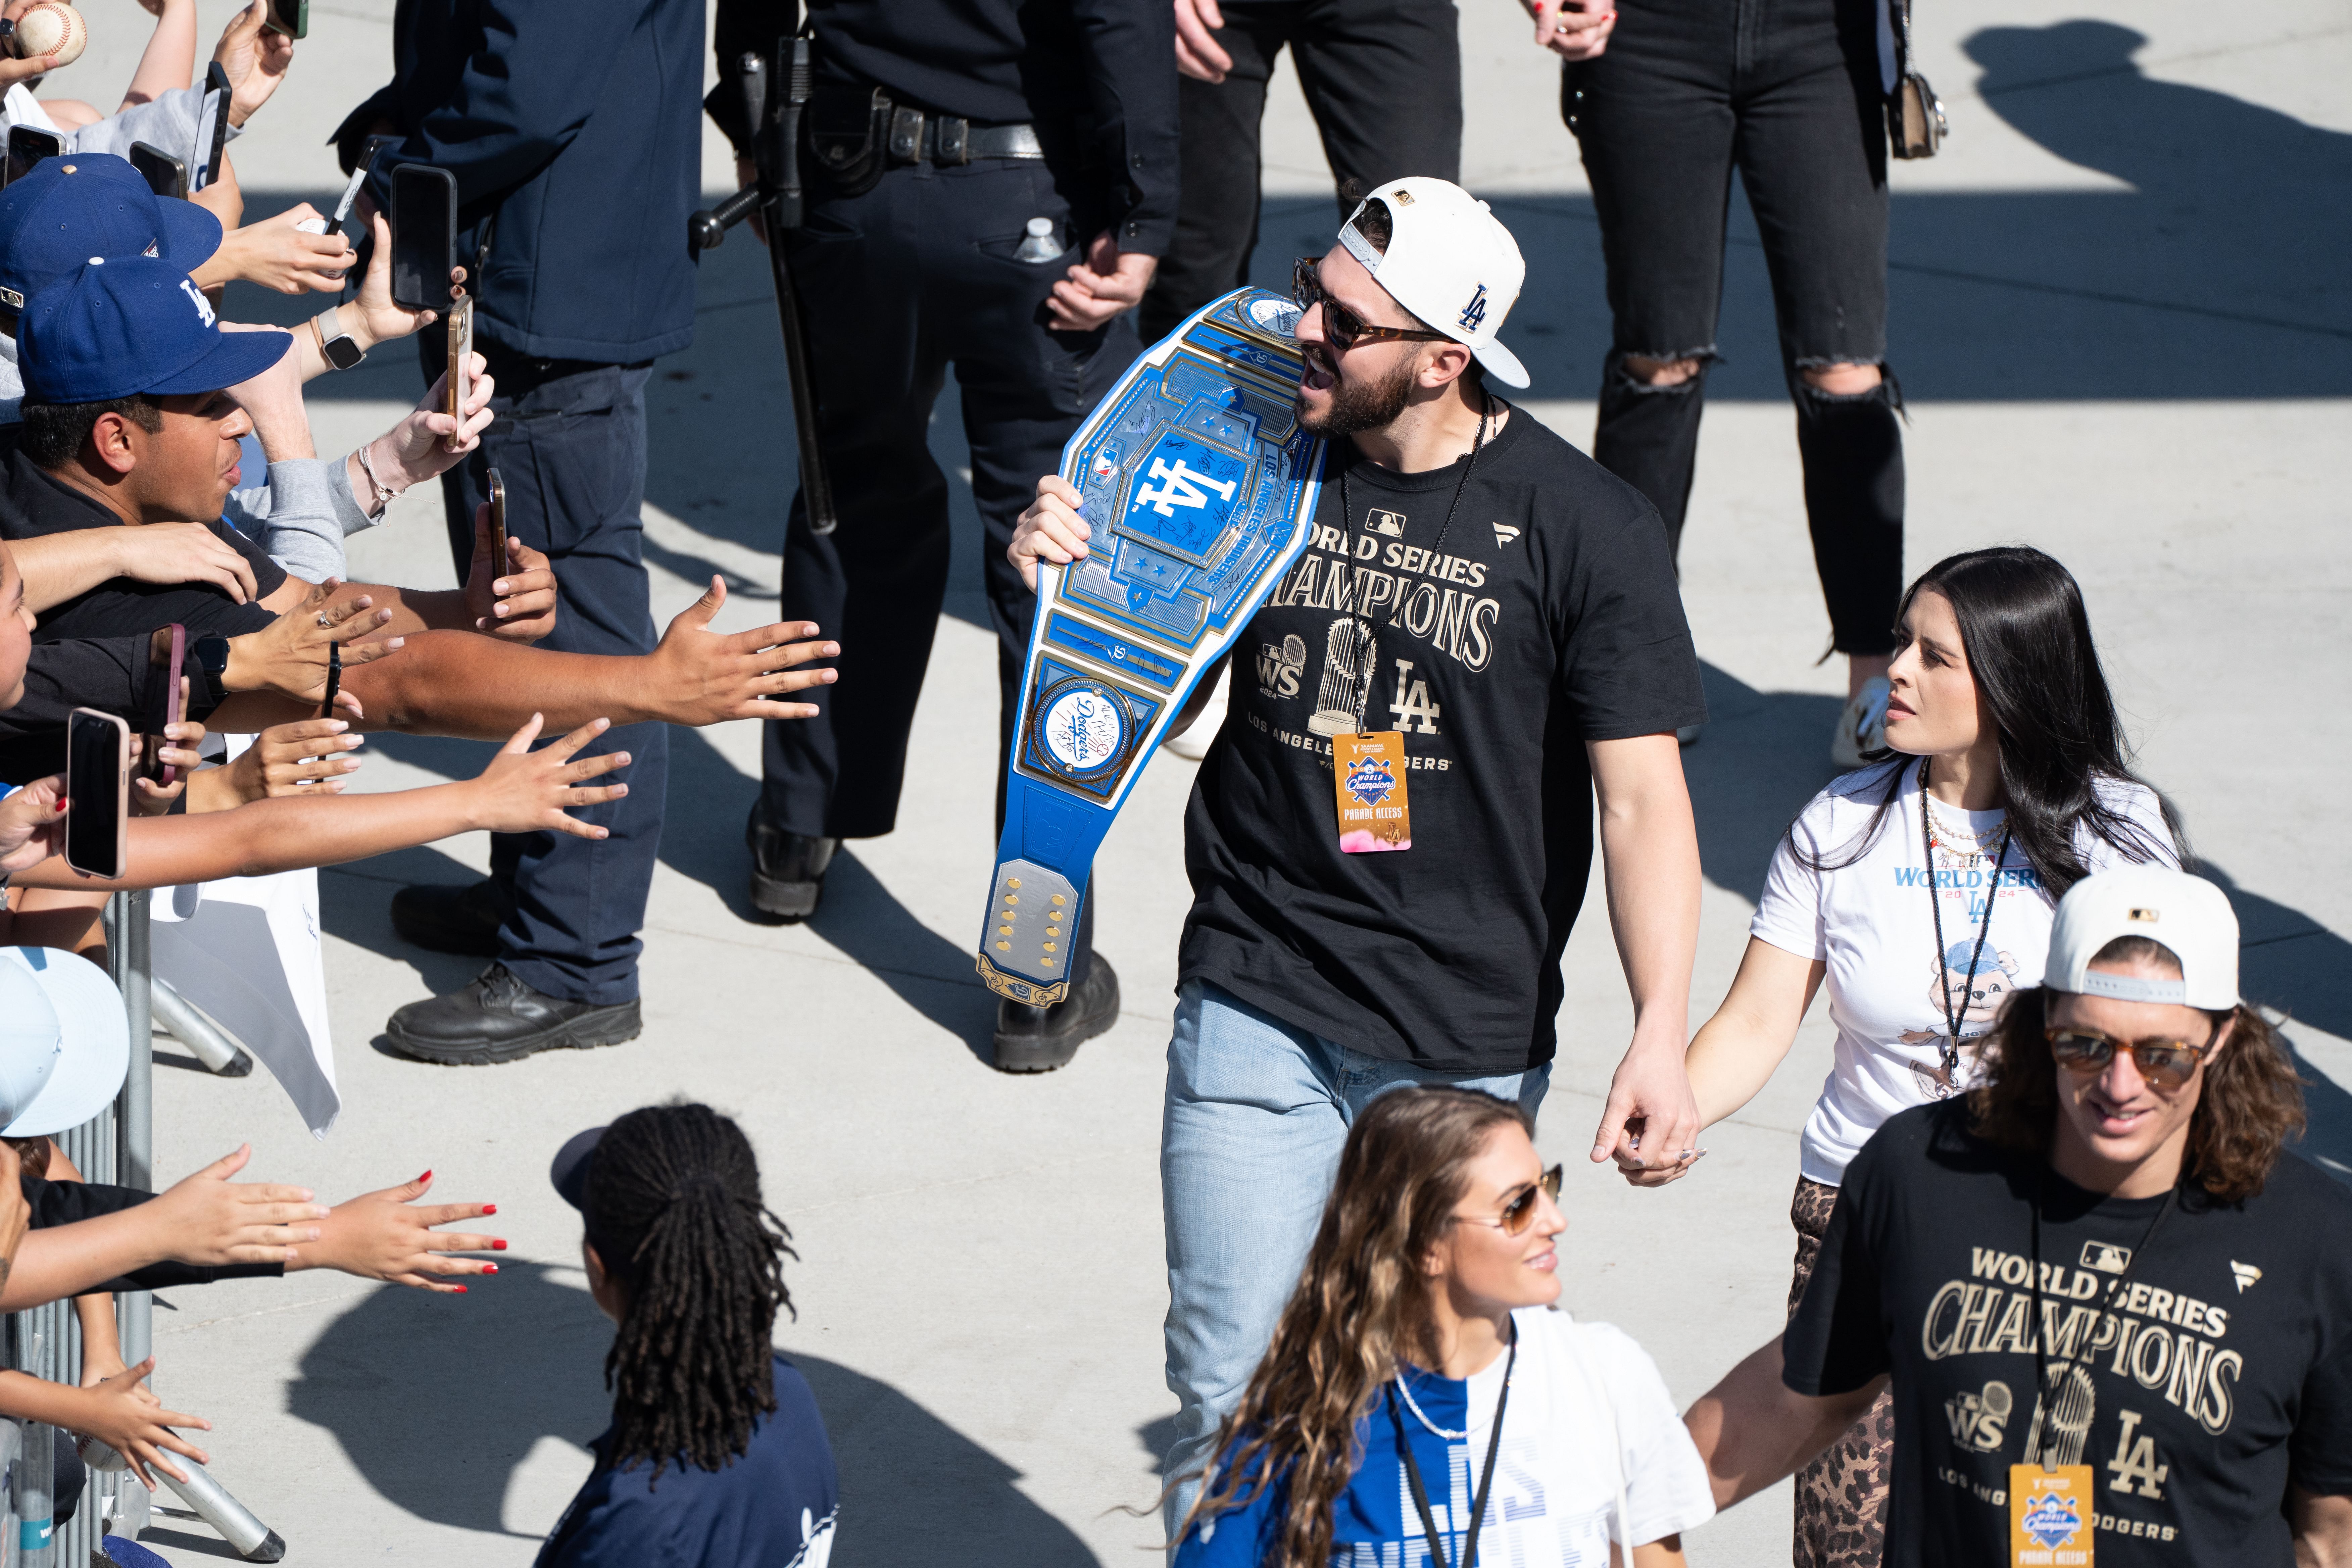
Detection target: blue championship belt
<box><xmin>977</xmin><ymin>287</ymin><xmax>1326</xmax><ymax>1006</ymax></box>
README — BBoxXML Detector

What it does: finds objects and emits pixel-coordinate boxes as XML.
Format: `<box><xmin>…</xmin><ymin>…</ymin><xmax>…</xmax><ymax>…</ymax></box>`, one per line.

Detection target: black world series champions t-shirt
<box><xmin>1178</xmin><ymin>407</ymin><xmax>1707</xmax><ymax>1073</ymax></box>
<box><xmin>1784</xmin><ymin>1102</ymin><xmax>2352</xmax><ymax>1566</ymax></box>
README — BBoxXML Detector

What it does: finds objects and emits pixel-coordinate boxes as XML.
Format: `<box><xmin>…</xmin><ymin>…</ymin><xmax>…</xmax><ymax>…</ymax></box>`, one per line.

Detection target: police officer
<box><xmin>332</xmin><ymin>0</ymin><xmax>705</xmax><ymax>1064</ymax></box>
<box><xmin>715</xmin><ymin>0</ymin><xmax>1176</xmax><ymax>1071</ymax></box>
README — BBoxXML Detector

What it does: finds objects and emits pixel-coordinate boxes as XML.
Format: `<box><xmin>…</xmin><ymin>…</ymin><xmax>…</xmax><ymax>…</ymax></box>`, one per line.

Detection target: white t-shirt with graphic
<box><xmin>1751</xmin><ymin>760</ymin><xmax>2177</xmax><ymax>1185</ymax></box>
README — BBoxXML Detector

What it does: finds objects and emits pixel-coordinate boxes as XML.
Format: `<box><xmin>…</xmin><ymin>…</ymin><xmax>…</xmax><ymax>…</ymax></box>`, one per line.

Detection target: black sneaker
<box><xmin>746</xmin><ymin>801</ymin><xmax>838</xmax><ymax>922</ymax></box>
<box><xmin>384</xmin><ymin>964</ymin><xmax>642</xmax><ymax>1066</ymax></box>
<box><xmin>993</xmin><ymin>957</ymin><xmax>1120</xmax><ymax>1074</ymax></box>
<box><xmin>390</xmin><ymin>878</ymin><xmax>512</xmax><ymax>957</ymax></box>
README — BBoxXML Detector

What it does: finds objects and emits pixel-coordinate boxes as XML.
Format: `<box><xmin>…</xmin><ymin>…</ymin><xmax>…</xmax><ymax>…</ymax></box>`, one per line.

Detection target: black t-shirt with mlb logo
<box><xmin>1178</xmin><ymin>405</ymin><xmax>1706</xmax><ymax>1072</ymax></box>
<box><xmin>1784</xmin><ymin>1101</ymin><xmax>2352</xmax><ymax>1567</ymax></box>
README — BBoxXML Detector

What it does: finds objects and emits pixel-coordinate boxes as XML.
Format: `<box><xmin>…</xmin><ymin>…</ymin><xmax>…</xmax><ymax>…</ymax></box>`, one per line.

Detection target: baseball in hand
<box><xmin>10</xmin><ymin>2</ymin><xmax>88</xmax><ymax>67</ymax></box>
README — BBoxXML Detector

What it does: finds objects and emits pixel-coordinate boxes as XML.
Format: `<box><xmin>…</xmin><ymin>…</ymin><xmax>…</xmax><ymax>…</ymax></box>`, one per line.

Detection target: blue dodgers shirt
<box><xmin>536</xmin><ymin>1354</ymin><xmax>838</xmax><ymax>1568</ymax></box>
<box><xmin>1177</xmin><ymin>1310</ymin><xmax>1714</xmax><ymax>1566</ymax></box>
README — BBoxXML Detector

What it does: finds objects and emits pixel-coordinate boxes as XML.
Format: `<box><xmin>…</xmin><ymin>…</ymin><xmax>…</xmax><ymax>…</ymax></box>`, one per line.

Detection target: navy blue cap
<box><xmin>0</xmin><ymin>155</ymin><xmax>221</xmax><ymax>313</ymax></box>
<box><xmin>19</xmin><ymin>256</ymin><xmax>290</xmax><ymax>403</ymax></box>
<box><xmin>551</xmin><ymin>1125</ymin><xmax>607</xmax><ymax>1212</ymax></box>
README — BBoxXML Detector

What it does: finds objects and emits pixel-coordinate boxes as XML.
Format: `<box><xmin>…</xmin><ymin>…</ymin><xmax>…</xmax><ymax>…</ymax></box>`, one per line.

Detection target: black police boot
<box><xmin>993</xmin><ymin>957</ymin><xmax>1120</xmax><ymax>1074</ymax></box>
<box><xmin>390</xmin><ymin>878</ymin><xmax>513</xmax><ymax>957</ymax></box>
<box><xmin>384</xmin><ymin>964</ymin><xmax>642</xmax><ymax>1066</ymax></box>
<box><xmin>746</xmin><ymin>800</ymin><xmax>838</xmax><ymax>922</ymax></box>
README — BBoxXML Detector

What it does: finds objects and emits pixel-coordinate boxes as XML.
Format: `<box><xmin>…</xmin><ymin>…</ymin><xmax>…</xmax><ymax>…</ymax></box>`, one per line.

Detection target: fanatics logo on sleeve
<box><xmin>1492</xmin><ymin>523</ymin><xmax>1520</xmax><ymax>547</ymax></box>
<box><xmin>2230</xmin><ymin>1261</ymin><xmax>2262</xmax><ymax>1293</ymax></box>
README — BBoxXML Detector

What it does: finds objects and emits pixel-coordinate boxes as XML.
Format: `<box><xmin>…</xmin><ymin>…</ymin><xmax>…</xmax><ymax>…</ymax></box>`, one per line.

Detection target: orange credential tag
<box><xmin>2009</xmin><ymin>1465</ymin><xmax>2093</xmax><ymax>1568</ymax></box>
<box><xmin>1333</xmin><ymin>731</ymin><xmax>1410</xmax><ymax>853</ymax></box>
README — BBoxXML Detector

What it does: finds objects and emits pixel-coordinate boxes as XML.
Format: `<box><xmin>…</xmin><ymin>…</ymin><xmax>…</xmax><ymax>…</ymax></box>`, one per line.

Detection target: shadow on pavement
<box><xmin>287</xmin><ymin>1261</ymin><xmax>1094</xmax><ymax>1563</ymax></box>
<box><xmin>803</xmin><ymin>848</ymin><xmax>1000</xmax><ymax>1066</ymax></box>
<box><xmin>1682</xmin><ymin>663</ymin><xmax>1842</xmax><ymax>905</ymax></box>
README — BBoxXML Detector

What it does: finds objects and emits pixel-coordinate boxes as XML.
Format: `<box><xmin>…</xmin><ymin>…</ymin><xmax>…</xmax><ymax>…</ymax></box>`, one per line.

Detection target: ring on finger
<box><xmin>315</xmin><ymin>612</ymin><xmax>333</xmax><ymax>628</ymax></box>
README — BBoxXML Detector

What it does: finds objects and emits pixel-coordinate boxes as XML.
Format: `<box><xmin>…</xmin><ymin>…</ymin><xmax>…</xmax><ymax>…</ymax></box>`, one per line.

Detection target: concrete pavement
<box><xmin>37</xmin><ymin>0</ymin><xmax>2350</xmax><ymax>1560</ymax></box>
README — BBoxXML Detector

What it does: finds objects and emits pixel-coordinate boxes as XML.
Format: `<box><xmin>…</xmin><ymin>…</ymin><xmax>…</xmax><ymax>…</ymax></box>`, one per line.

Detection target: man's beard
<box><xmin>1296</xmin><ymin>348</ymin><xmax>1416</xmax><ymax>437</ymax></box>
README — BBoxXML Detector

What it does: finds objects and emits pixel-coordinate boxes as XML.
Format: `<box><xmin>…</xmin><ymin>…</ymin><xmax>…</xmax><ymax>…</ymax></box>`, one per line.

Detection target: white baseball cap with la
<box><xmin>1336</xmin><ymin>177</ymin><xmax>1530</xmax><ymax>390</ymax></box>
<box><xmin>2044</xmin><ymin>865</ymin><xmax>2240</xmax><ymax>1011</ymax></box>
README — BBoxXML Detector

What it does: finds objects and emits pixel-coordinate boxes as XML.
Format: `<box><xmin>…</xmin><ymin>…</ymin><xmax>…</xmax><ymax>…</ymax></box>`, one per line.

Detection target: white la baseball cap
<box><xmin>1337</xmin><ymin>177</ymin><xmax>1530</xmax><ymax>390</ymax></box>
<box><xmin>2045</xmin><ymin>866</ymin><xmax>2239</xmax><ymax>1011</ymax></box>
<box><xmin>0</xmin><ymin>948</ymin><xmax>128</xmax><ymax>1137</ymax></box>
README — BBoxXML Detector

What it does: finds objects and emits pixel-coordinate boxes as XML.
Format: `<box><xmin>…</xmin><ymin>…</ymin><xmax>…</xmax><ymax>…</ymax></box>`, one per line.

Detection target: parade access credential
<box><xmin>977</xmin><ymin>287</ymin><xmax>1327</xmax><ymax>1006</ymax></box>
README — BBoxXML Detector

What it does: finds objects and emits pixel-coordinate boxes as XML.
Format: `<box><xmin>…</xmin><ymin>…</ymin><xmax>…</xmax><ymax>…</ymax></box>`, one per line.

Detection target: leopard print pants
<box><xmin>1788</xmin><ymin>1176</ymin><xmax>1895</xmax><ymax>1568</ymax></box>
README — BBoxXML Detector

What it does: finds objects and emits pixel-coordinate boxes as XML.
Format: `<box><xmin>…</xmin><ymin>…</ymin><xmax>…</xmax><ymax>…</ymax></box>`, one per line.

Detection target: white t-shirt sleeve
<box><xmin>2081</xmin><ymin>778</ymin><xmax>2180</xmax><ymax>873</ymax></box>
<box><xmin>1573</xmin><ymin>1321</ymin><xmax>1718</xmax><ymax>1547</ymax></box>
<box><xmin>1751</xmin><ymin>788</ymin><xmax>1837</xmax><ymax>962</ymax></box>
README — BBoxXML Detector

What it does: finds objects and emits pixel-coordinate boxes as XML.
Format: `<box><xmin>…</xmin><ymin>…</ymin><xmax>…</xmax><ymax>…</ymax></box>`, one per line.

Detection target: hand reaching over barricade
<box><xmin>646</xmin><ymin>580</ymin><xmax>838</xmax><ymax>725</ymax></box>
<box><xmin>220</xmin><ymin>579</ymin><xmax>401</xmax><ymax>712</ymax></box>
<box><xmin>205</xmin><ymin>717</ymin><xmax>366</xmax><ymax>804</ymax></box>
<box><xmin>212</xmin><ymin>0</ymin><xmax>292</xmax><ymax>128</ymax></box>
<box><xmin>52</xmin><ymin>1359</ymin><xmax>212</xmax><ymax>1488</ymax></box>
<box><xmin>286</xmin><ymin>1169</ymin><xmax>504</xmax><ymax>1294</ymax></box>
<box><xmin>130</xmin><ymin>720</ymin><xmax>207</xmax><ymax>815</ymax></box>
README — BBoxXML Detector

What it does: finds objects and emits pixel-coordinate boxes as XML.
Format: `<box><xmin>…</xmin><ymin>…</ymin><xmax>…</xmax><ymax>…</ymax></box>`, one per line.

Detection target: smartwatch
<box><xmin>192</xmin><ymin>631</ymin><xmax>232</xmax><ymax>707</ymax></box>
<box><xmin>312</xmin><ymin>305</ymin><xmax>365</xmax><ymax>371</ymax></box>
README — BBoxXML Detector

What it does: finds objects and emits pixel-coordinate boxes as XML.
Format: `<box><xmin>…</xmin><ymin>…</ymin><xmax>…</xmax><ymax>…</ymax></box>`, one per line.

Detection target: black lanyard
<box><xmin>1332</xmin><ymin>396</ymin><xmax>1491</xmax><ymax>734</ymax></box>
<box><xmin>1384</xmin><ymin>1336</ymin><xmax>1515</xmax><ymax>1568</ymax></box>
<box><xmin>2025</xmin><ymin>1167</ymin><xmax>2178</xmax><ymax>1467</ymax></box>
<box><xmin>1920</xmin><ymin>757</ymin><xmax>2011</xmax><ymax>1092</ymax></box>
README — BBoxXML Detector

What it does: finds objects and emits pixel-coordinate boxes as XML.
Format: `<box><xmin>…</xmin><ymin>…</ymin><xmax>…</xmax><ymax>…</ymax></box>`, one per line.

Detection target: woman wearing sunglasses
<box><xmin>1686</xmin><ymin>865</ymin><xmax>2352</xmax><ymax>1566</ymax></box>
<box><xmin>1626</xmin><ymin>545</ymin><xmax>2179</xmax><ymax>1565</ymax></box>
<box><xmin>1172</xmin><ymin>1086</ymin><xmax>1714</xmax><ymax>1567</ymax></box>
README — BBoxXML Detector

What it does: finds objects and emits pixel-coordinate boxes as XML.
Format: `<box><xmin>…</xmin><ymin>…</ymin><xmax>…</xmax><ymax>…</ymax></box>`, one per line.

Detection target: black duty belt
<box><xmin>884</xmin><ymin>104</ymin><xmax>1045</xmax><ymax>166</ymax></box>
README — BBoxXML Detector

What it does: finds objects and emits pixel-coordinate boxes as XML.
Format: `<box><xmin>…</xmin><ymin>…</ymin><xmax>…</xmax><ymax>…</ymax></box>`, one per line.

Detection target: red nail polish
<box><xmin>453</xmin><ymin>1284</ymin><xmax>468</xmax><ymax>1294</ymax></box>
<box><xmin>492</xmin><ymin>1238</ymin><xmax>507</xmax><ymax>1251</ymax></box>
<box><xmin>482</xmin><ymin>1264</ymin><xmax>498</xmax><ymax>1275</ymax></box>
<box><xmin>482</xmin><ymin>1203</ymin><xmax>497</xmax><ymax>1216</ymax></box>
<box><xmin>419</xmin><ymin>1170</ymin><xmax>432</xmax><ymax>1182</ymax></box>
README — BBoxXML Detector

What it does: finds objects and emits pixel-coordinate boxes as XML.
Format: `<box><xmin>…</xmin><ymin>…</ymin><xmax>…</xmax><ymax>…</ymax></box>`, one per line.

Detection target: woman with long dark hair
<box><xmin>1628</xmin><ymin>546</ymin><xmax>2180</xmax><ymax>1566</ymax></box>
<box><xmin>1175</xmin><ymin>1086</ymin><xmax>1712</xmax><ymax>1566</ymax></box>
<box><xmin>537</xmin><ymin>1102</ymin><xmax>838</xmax><ymax>1568</ymax></box>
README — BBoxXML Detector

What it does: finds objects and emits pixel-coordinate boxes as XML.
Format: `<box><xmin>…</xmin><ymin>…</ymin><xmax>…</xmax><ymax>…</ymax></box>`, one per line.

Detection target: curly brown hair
<box><xmin>1967</xmin><ymin>939</ymin><xmax>2306</xmax><ymax>1203</ymax></box>
<box><xmin>1175</xmin><ymin>1087</ymin><xmax>1530</xmax><ymax>1567</ymax></box>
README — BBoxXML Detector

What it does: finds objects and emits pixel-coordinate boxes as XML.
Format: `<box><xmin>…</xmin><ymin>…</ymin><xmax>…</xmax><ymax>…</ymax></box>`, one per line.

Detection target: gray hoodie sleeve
<box><xmin>62</xmin><ymin>86</ymin><xmax>243</xmax><ymax>164</ymax></box>
<box><xmin>225</xmin><ymin>458</ymin><xmax>345</xmax><ymax>581</ymax></box>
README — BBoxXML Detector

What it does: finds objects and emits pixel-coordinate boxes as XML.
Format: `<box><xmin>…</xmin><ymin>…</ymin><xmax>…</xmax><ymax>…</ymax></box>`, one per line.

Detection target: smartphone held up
<box><xmin>65</xmin><ymin>707</ymin><xmax>129</xmax><ymax>881</ymax></box>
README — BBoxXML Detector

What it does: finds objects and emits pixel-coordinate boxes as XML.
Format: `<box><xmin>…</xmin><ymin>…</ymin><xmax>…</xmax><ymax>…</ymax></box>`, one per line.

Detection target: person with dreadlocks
<box><xmin>1172</xmin><ymin>1086</ymin><xmax>1713</xmax><ymax>1566</ymax></box>
<box><xmin>539</xmin><ymin>1103</ymin><xmax>837</xmax><ymax>1567</ymax></box>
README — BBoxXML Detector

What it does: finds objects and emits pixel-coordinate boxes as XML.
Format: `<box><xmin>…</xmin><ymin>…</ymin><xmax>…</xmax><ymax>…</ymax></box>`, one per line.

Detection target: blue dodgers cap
<box><xmin>0</xmin><ymin>154</ymin><xmax>222</xmax><ymax>312</ymax></box>
<box><xmin>19</xmin><ymin>255</ymin><xmax>290</xmax><ymax>403</ymax></box>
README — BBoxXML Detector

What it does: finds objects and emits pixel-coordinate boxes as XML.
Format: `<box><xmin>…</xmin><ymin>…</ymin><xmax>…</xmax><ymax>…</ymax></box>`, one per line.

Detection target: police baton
<box><xmin>689</xmin><ymin>38</ymin><xmax>837</xmax><ymax>535</ymax></box>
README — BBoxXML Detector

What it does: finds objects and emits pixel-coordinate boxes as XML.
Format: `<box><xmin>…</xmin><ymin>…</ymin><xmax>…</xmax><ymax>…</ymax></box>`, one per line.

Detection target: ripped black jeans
<box><xmin>1565</xmin><ymin>0</ymin><xmax>1903</xmax><ymax>655</ymax></box>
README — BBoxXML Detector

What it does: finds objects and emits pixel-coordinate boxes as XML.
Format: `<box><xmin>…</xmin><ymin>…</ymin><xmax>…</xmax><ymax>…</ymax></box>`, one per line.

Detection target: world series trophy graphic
<box><xmin>977</xmin><ymin>287</ymin><xmax>1327</xmax><ymax>1006</ymax></box>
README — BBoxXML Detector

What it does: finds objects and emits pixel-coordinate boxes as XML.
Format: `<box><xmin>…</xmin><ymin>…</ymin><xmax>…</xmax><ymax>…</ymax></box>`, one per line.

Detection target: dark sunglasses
<box><xmin>2046</xmin><ymin>1027</ymin><xmax>2215</xmax><ymax>1091</ymax></box>
<box><xmin>1292</xmin><ymin>257</ymin><xmax>1450</xmax><ymax>353</ymax></box>
<box><xmin>1457</xmin><ymin>1165</ymin><xmax>1565</xmax><ymax>1236</ymax></box>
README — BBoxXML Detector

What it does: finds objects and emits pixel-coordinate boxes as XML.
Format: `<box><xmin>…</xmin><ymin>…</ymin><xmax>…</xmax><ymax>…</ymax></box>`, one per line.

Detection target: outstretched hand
<box><xmin>648</xmin><ymin>578</ymin><xmax>839</xmax><ymax>725</ymax></box>
<box><xmin>286</xmin><ymin>1169</ymin><xmax>504</xmax><ymax>1293</ymax></box>
<box><xmin>146</xmin><ymin>1144</ymin><xmax>331</xmax><ymax>1267</ymax></box>
<box><xmin>463</xmin><ymin>715</ymin><xmax>630</xmax><ymax>839</ymax></box>
<box><xmin>224</xmin><ymin>579</ymin><xmax>401</xmax><ymax>709</ymax></box>
<box><xmin>69</xmin><ymin>1358</ymin><xmax>212</xmax><ymax>1489</ymax></box>
<box><xmin>0</xmin><ymin>0</ymin><xmax>62</xmax><ymax>90</ymax></box>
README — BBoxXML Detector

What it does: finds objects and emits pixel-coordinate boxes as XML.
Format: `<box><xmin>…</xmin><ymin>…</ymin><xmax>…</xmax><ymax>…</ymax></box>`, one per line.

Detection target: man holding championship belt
<box><xmin>1012</xmin><ymin>179</ymin><xmax>1711</xmax><ymax>1530</ymax></box>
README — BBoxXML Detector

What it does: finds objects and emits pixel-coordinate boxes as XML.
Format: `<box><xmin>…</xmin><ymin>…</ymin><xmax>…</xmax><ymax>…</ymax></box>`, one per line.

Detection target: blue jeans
<box><xmin>1159</xmin><ymin>980</ymin><xmax>1551</xmax><ymax>1537</ymax></box>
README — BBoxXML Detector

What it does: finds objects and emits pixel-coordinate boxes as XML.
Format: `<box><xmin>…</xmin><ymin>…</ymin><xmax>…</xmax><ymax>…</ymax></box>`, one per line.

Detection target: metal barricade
<box><xmin>0</xmin><ymin>892</ymin><xmax>268</xmax><ymax>1567</ymax></box>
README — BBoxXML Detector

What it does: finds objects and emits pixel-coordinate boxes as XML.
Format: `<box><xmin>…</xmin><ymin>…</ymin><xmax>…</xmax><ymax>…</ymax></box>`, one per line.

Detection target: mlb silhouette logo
<box><xmin>2080</xmin><ymin>1241</ymin><xmax>2132</xmax><ymax>1274</ymax></box>
<box><xmin>1366</xmin><ymin>508</ymin><xmax>1407</xmax><ymax>537</ymax></box>
<box><xmin>1091</xmin><ymin>443</ymin><xmax>1122</xmax><ymax>483</ymax></box>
